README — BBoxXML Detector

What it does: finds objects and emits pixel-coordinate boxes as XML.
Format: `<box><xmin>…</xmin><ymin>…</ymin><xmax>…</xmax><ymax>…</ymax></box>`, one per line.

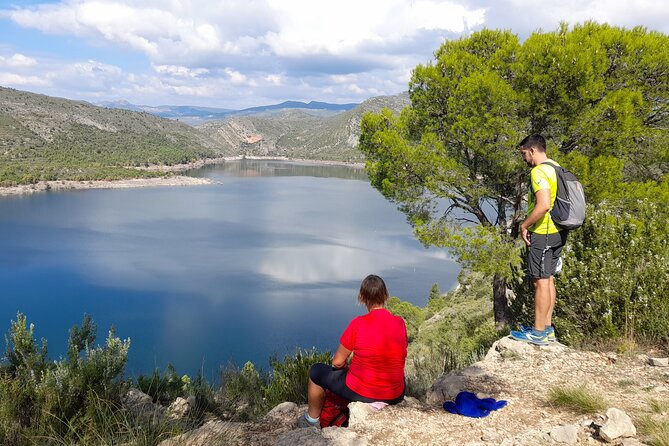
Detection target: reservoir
<box><xmin>0</xmin><ymin>160</ymin><xmax>459</xmax><ymax>378</ymax></box>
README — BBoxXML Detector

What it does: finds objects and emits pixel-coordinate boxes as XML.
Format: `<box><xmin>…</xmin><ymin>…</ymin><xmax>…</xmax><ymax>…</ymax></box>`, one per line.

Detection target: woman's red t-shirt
<box><xmin>339</xmin><ymin>308</ymin><xmax>407</xmax><ymax>400</ymax></box>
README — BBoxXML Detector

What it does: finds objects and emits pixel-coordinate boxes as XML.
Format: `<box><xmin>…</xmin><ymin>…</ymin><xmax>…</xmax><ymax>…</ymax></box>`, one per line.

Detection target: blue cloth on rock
<box><xmin>443</xmin><ymin>391</ymin><xmax>507</xmax><ymax>418</ymax></box>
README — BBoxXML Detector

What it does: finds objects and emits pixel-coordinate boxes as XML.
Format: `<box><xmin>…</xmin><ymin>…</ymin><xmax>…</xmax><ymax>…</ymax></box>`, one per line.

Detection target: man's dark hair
<box><xmin>519</xmin><ymin>134</ymin><xmax>546</xmax><ymax>152</ymax></box>
<box><xmin>358</xmin><ymin>274</ymin><xmax>389</xmax><ymax>307</ymax></box>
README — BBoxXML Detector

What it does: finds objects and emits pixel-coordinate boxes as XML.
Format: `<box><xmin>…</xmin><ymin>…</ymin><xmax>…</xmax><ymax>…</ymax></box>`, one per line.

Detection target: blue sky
<box><xmin>1</xmin><ymin>0</ymin><xmax>668</xmax><ymax>109</ymax></box>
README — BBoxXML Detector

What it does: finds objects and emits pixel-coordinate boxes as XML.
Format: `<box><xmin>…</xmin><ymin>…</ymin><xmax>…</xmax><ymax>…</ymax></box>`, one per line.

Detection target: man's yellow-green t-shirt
<box><xmin>528</xmin><ymin>160</ymin><xmax>560</xmax><ymax>234</ymax></box>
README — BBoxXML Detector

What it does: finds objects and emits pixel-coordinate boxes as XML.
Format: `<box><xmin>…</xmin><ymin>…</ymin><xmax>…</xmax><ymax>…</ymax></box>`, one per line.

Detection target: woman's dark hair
<box><xmin>358</xmin><ymin>274</ymin><xmax>389</xmax><ymax>307</ymax></box>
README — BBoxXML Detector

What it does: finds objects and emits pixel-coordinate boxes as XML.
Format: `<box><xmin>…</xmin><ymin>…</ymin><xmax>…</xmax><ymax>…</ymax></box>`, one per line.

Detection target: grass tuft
<box><xmin>547</xmin><ymin>385</ymin><xmax>607</xmax><ymax>414</ymax></box>
<box><xmin>638</xmin><ymin>415</ymin><xmax>669</xmax><ymax>446</ymax></box>
<box><xmin>617</xmin><ymin>379</ymin><xmax>637</xmax><ymax>388</ymax></box>
<box><xmin>648</xmin><ymin>399</ymin><xmax>669</xmax><ymax>414</ymax></box>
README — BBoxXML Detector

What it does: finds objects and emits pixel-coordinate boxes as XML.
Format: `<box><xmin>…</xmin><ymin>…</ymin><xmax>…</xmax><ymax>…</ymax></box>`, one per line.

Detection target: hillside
<box><xmin>0</xmin><ymin>87</ymin><xmax>228</xmax><ymax>186</ymax></box>
<box><xmin>198</xmin><ymin>93</ymin><xmax>411</xmax><ymax>162</ymax></box>
<box><xmin>0</xmin><ymin>87</ymin><xmax>409</xmax><ymax>186</ymax></box>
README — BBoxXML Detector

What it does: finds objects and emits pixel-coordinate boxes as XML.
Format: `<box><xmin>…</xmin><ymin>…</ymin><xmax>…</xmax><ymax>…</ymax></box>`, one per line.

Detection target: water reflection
<box><xmin>0</xmin><ymin>161</ymin><xmax>459</xmax><ymax>376</ymax></box>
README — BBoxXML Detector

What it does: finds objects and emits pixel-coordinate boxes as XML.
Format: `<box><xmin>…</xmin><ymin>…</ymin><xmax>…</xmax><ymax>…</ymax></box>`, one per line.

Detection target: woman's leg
<box><xmin>307</xmin><ymin>377</ymin><xmax>326</xmax><ymax>419</ymax></box>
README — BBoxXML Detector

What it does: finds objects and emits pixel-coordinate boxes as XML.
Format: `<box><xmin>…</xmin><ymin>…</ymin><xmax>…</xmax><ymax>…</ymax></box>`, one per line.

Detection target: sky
<box><xmin>0</xmin><ymin>0</ymin><xmax>667</xmax><ymax>109</ymax></box>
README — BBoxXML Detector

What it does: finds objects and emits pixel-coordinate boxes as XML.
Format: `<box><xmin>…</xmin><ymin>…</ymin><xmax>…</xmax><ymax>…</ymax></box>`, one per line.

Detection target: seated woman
<box><xmin>298</xmin><ymin>274</ymin><xmax>407</xmax><ymax>427</ymax></box>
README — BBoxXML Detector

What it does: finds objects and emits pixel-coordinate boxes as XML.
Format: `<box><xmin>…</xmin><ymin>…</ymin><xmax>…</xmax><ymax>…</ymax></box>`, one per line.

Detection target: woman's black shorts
<box><xmin>309</xmin><ymin>363</ymin><xmax>404</xmax><ymax>405</ymax></box>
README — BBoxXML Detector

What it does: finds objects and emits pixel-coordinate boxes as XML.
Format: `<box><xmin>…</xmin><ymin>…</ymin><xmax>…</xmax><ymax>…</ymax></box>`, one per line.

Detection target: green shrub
<box><xmin>219</xmin><ymin>361</ymin><xmax>266</xmax><ymax>421</ymax></box>
<box><xmin>387</xmin><ymin>297</ymin><xmax>426</xmax><ymax>341</ymax></box>
<box><xmin>137</xmin><ymin>364</ymin><xmax>190</xmax><ymax>406</ymax></box>
<box><xmin>511</xmin><ymin>198</ymin><xmax>669</xmax><ymax>347</ymax></box>
<box><xmin>0</xmin><ymin>314</ymin><xmax>132</xmax><ymax>444</ymax></box>
<box><xmin>263</xmin><ymin>348</ymin><xmax>332</xmax><ymax>409</ymax></box>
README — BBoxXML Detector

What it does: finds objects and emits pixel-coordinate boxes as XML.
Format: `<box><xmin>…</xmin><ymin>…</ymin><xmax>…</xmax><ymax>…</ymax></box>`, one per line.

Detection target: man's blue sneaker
<box><xmin>520</xmin><ymin>325</ymin><xmax>556</xmax><ymax>343</ymax></box>
<box><xmin>510</xmin><ymin>329</ymin><xmax>549</xmax><ymax>346</ymax></box>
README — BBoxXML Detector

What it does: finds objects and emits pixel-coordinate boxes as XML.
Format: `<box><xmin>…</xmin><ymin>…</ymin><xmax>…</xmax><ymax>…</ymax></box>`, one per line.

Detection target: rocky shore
<box><xmin>0</xmin><ymin>176</ymin><xmax>215</xmax><ymax>196</ymax></box>
<box><xmin>0</xmin><ymin>157</ymin><xmax>364</xmax><ymax>197</ymax></box>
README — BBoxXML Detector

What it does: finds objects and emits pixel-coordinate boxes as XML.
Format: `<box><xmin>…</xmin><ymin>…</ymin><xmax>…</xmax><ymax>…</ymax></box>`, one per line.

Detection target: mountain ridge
<box><xmin>97</xmin><ymin>99</ymin><xmax>360</xmax><ymax>124</ymax></box>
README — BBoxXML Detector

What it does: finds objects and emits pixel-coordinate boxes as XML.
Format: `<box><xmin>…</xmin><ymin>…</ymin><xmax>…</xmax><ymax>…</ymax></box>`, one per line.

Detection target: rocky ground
<box><xmin>146</xmin><ymin>337</ymin><xmax>668</xmax><ymax>446</ymax></box>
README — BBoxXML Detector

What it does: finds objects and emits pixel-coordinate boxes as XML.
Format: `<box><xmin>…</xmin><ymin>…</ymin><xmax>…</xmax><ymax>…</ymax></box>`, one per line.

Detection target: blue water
<box><xmin>0</xmin><ymin>160</ymin><xmax>459</xmax><ymax>379</ymax></box>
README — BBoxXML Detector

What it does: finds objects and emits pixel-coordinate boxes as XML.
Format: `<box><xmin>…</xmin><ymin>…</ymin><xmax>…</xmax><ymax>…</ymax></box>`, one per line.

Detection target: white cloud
<box><xmin>153</xmin><ymin>64</ymin><xmax>209</xmax><ymax>77</ymax></box>
<box><xmin>264</xmin><ymin>74</ymin><xmax>283</xmax><ymax>86</ymax></box>
<box><xmin>1</xmin><ymin>0</ymin><xmax>668</xmax><ymax>107</ymax></box>
<box><xmin>0</xmin><ymin>72</ymin><xmax>50</xmax><ymax>86</ymax></box>
<box><xmin>0</xmin><ymin>53</ymin><xmax>38</xmax><ymax>68</ymax></box>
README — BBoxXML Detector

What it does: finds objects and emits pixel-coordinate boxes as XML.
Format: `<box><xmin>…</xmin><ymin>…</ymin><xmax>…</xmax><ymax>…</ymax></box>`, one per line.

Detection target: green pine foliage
<box><xmin>359</xmin><ymin>22</ymin><xmax>669</xmax><ymax>339</ymax></box>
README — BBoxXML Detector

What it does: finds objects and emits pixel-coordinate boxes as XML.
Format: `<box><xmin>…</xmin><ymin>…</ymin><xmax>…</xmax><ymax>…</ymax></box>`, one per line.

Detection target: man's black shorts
<box><xmin>309</xmin><ymin>363</ymin><xmax>404</xmax><ymax>405</ymax></box>
<box><xmin>527</xmin><ymin>231</ymin><xmax>568</xmax><ymax>279</ymax></box>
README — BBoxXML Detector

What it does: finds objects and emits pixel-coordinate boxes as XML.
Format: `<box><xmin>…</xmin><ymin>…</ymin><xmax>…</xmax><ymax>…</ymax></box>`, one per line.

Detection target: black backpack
<box><xmin>541</xmin><ymin>161</ymin><xmax>586</xmax><ymax>230</ymax></box>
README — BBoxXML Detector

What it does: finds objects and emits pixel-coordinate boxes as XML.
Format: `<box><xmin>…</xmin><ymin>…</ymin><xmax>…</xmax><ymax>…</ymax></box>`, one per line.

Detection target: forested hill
<box><xmin>0</xmin><ymin>87</ymin><xmax>229</xmax><ymax>186</ymax></box>
<box><xmin>197</xmin><ymin>93</ymin><xmax>411</xmax><ymax>162</ymax></box>
<box><xmin>0</xmin><ymin>87</ymin><xmax>410</xmax><ymax>185</ymax></box>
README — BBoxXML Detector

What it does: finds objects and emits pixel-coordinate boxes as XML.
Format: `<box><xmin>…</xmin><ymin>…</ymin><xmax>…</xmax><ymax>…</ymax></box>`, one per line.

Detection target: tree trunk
<box><xmin>493</xmin><ymin>274</ymin><xmax>510</xmax><ymax>330</ymax></box>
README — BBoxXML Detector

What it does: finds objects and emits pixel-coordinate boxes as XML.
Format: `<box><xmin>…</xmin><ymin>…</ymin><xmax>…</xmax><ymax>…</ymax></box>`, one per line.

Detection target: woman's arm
<box><xmin>331</xmin><ymin>343</ymin><xmax>352</xmax><ymax>369</ymax></box>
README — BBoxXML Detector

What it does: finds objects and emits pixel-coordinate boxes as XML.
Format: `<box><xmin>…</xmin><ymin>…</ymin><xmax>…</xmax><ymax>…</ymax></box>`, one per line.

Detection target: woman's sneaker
<box><xmin>510</xmin><ymin>328</ymin><xmax>549</xmax><ymax>346</ymax></box>
<box><xmin>520</xmin><ymin>325</ymin><xmax>556</xmax><ymax>343</ymax></box>
<box><xmin>297</xmin><ymin>413</ymin><xmax>320</xmax><ymax>428</ymax></box>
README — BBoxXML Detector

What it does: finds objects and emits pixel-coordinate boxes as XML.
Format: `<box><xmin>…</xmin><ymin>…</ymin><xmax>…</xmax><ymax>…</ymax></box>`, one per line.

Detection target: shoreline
<box><xmin>0</xmin><ymin>156</ymin><xmax>366</xmax><ymax>196</ymax></box>
<box><xmin>0</xmin><ymin>176</ymin><xmax>215</xmax><ymax>197</ymax></box>
<box><xmin>136</xmin><ymin>155</ymin><xmax>365</xmax><ymax>172</ymax></box>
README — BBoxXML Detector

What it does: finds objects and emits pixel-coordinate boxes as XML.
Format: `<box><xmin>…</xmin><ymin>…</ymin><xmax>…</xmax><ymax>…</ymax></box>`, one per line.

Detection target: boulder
<box><xmin>322</xmin><ymin>426</ymin><xmax>368</xmax><ymax>445</ymax></box>
<box><xmin>426</xmin><ymin>374</ymin><xmax>466</xmax><ymax>405</ymax></box>
<box><xmin>599</xmin><ymin>408</ymin><xmax>636</xmax><ymax>442</ymax></box>
<box><xmin>159</xmin><ymin>420</ymin><xmax>244</xmax><ymax>446</ymax></box>
<box><xmin>275</xmin><ymin>427</ymin><xmax>328</xmax><ymax>446</ymax></box>
<box><xmin>648</xmin><ymin>357</ymin><xmax>669</xmax><ymax>367</ymax></box>
<box><xmin>122</xmin><ymin>388</ymin><xmax>164</xmax><ymax>421</ymax></box>
<box><xmin>550</xmin><ymin>424</ymin><xmax>579</xmax><ymax>444</ymax></box>
<box><xmin>167</xmin><ymin>396</ymin><xmax>194</xmax><ymax>420</ymax></box>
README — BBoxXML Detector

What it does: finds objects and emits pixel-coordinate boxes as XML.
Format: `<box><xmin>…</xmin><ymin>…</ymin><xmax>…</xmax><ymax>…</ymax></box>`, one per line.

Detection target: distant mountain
<box><xmin>97</xmin><ymin>100</ymin><xmax>359</xmax><ymax>124</ymax></box>
<box><xmin>198</xmin><ymin>93</ymin><xmax>410</xmax><ymax>162</ymax></box>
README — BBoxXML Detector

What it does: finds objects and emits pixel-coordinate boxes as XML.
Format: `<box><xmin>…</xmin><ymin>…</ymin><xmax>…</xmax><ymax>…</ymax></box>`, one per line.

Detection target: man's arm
<box><xmin>332</xmin><ymin>343</ymin><xmax>352</xmax><ymax>368</ymax></box>
<box><xmin>520</xmin><ymin>188</ymin><xmax>551</xmax><ymax>246</ymax></box>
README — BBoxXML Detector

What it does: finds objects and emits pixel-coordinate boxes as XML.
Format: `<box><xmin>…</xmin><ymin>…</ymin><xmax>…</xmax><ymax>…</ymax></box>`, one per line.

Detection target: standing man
<box><xmin>511</xmin><ymin>134</ymin><xmax>568</xmax><ymax>346</ymax></box>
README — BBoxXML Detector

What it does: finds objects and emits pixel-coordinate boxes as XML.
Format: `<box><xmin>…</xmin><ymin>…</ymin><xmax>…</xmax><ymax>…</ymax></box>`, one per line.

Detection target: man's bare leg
<box><xmin>545</xmin><ymin>276</ymin><xmax>556</xmax><ymax>328</ymax></box>
<box><xmin>534</xmin><ymin>278</ymin><xmax>551</xmax><ymax>331</ymax></box>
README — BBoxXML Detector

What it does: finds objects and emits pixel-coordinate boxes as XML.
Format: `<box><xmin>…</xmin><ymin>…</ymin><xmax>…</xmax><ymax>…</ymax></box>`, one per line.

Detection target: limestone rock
<box><xmin>649</xmin><ymin>357</ymin><xmax>669</xmax><ymax>367</ymax></box>
<box><xmin>347</xmin><ymin>401</ymin><xmax>378</xmax><ymax>428</ymax></box>
<box><xmin>274</xmin><ymin>427</ymin><xmax>328</xmax><ymax>446</ymax></box>
<box><xmin>122</xmin><ymin>388</ymin><xmax>164</xmax><ymax>421</ymax></box>
<box><xmin>620</xmin><ymin>438</ymin><xmax>649</xmax><ymax>446</ymax></box>
<box><xmin>265</xmin><ymin>401</ymin><xmax>300</xmax><ymax>426</ymax></box>
<box><xmin>481</xmin><ymin>428</ymin><xmax>502</xmax><ymax>443</ymax></box>
<box><xmin>167</xmin><ymin>396</ymin><xmax>195</xmax><ymax>420</ymax></box>
<box><xmin>322</xmin><ymin>426</ymin><xmax>368</xmax><ymax>446</ymax></box>
<box><xmin>426</xmin><ymin>373</ymin><xmax>466</xmax><ymax>405</ymax></box>
<box><xmin>599</xmin><ymin>408</ymin><xmax>636</xmax><ymax>442</ymax></box>
<box><xmin>550</xmin><ymin>424</ymin><xmax>579</xmax><ymax>444</ymax></box>
<box><xmin>267</xmin><ymin>401</ymin><xmax>298</xmax><ymax>417</ymax></box>
<box><xmin>159</xmin><ymin>420</ymin><xmax>244</xmax><ymax>446</ymax></box>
